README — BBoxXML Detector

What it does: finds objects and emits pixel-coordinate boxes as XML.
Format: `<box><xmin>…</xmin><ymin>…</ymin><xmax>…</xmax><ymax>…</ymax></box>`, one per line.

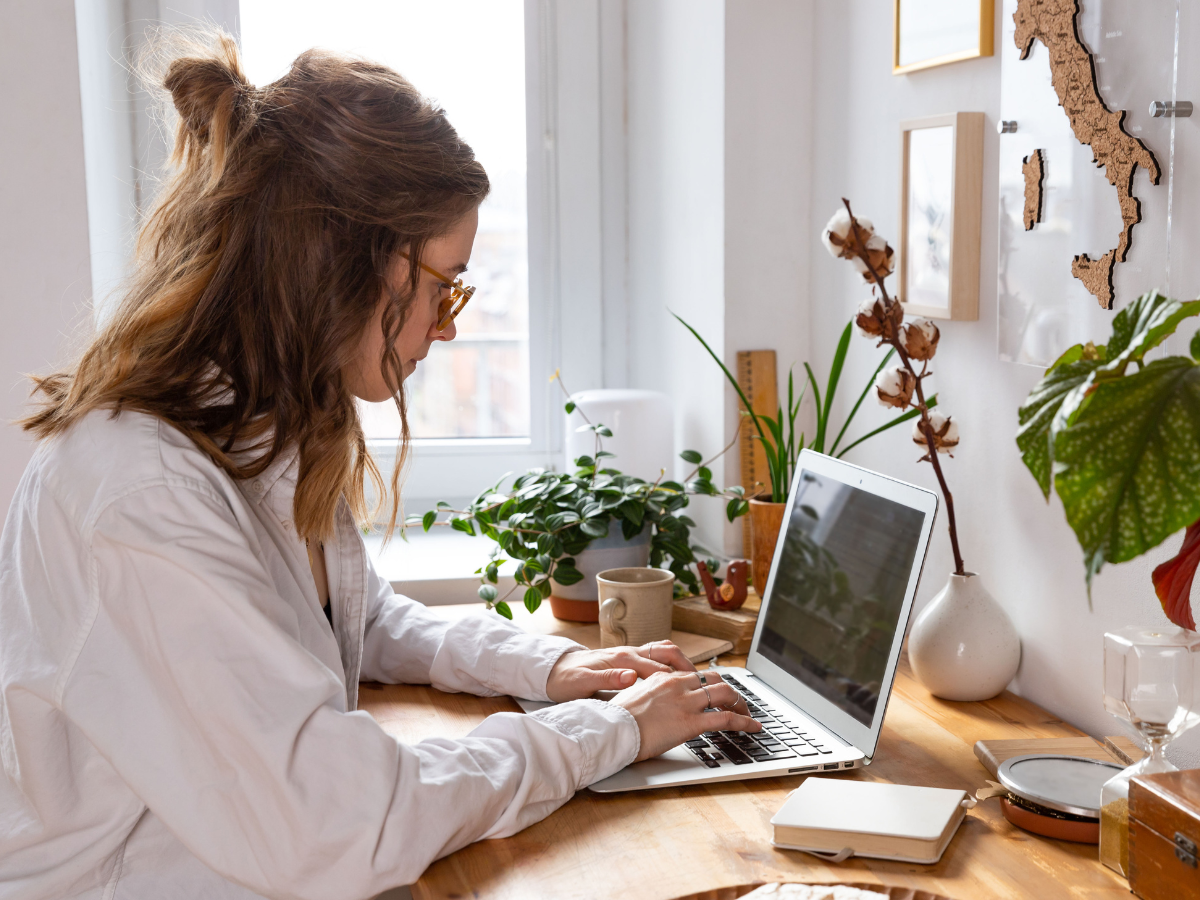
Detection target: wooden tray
<box><xmin>670</xmin><ymin>883</ymin><xmax>957</xmax><ymax>900</ymax></box>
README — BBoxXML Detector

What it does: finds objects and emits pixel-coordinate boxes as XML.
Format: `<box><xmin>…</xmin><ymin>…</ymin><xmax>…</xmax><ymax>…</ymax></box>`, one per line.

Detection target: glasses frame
<box><xmin>399</xmin><ymin>252</ymin><xmax>475</xmax><ymax>331</ymax></box>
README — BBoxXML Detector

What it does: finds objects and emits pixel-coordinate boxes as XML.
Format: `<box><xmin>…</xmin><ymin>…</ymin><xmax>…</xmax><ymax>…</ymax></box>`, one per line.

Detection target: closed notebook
<box><xmin>770</xmin><ymin>778</ymin><xmax>974</xmax><ymax>864</ymax></box>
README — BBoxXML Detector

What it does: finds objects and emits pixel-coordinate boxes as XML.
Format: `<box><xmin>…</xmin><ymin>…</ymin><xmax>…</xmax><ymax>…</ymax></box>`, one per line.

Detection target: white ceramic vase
<box><xmin>908</xmin><ymin>572</ymin><xmax>1021</xmax><ymax>701</ymax></box>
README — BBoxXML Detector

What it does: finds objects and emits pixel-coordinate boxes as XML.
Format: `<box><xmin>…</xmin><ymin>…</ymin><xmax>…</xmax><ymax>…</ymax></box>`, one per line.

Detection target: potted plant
<box><xmin>1017</xmin><ymin>289</ymin><xmax>1200</xmax><ymax>630</ymax></box>
<box><xmin>674</xmin><ymin>311</ymin><xmax>932</xmax><ymax>596</ymax></box>
<box><xmin>412</xmin><ymin>382</ymin><xmax>750</xmax><ymax>622</ymax></box>
<box><xmin>822</xmin><ymin>199</ymin><xmax>1020</xmax><ymax>702</ymax></box>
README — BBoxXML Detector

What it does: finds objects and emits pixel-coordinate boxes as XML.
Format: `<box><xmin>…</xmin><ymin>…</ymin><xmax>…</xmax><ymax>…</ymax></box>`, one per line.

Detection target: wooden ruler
<box><xmin>735</xmin><ymin>350</ymin><xmax>778</xmax><ymax>551</ymax></box>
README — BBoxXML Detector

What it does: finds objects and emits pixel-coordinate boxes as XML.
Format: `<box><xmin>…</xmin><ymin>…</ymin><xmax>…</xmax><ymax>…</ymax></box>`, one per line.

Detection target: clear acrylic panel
<box><xmin>998</xmin><ymin>0</ymin><xmax>1178</xmax><ymax>365</ymax></box>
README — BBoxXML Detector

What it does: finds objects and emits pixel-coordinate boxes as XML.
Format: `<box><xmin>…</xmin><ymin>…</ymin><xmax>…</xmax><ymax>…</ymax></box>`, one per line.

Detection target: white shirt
<box><xmin>0</xmin><ymin>410</ymin><xmax>640</xmax><ymax>899</ymax></box>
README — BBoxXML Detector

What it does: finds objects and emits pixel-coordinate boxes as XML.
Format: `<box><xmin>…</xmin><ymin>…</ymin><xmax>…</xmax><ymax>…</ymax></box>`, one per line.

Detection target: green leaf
<box><xmin>1192</xmin><ymin>329</ymin><xmax>1200</xmax><ymax>361</ymax></box>
<box><xmin>1016</xmin><ymin>350</ymin><xmax>1106</xmax><ymax>497</ymax></box>
<box><xmin>421</xmin><ymin>510</ymin><xmax>437</xmax><ymax>531</ymax></box>
<box><xmin>595</xmin><ymin>450</ymin><xmax>617</xmax><ymax>459</ymax></box>
<box><xmin>565</xmin><ymin>400</ymin><xmax>576</xmax><ymax>414</ymax></box>
<box><xmin>494</xmin><ymin>601</ymin><xmax>513</xmax><ymax>620</ymax></box>
<box><xmin>1052</xmin><ymin>357</ymin><xmax>1200</xmax><ymax>584</ymax></box>
<box><xmin>449</xmin><ymin>517</ymin><xmax>476</xmax><ymax>537</ymax></box>
<box><xmin>595</xmin><ymin>425</ymin><xmax>613</xmax><ymax>438</ymax></box>
<box><xmin>680</xmin><ymin>449</ymin><xmax>703</xmax><ymax>464</ymax></box>
<box><xmin>478</xmin><ymin>584</ymin><xmax>498</xmax><ymax>602</ymax></box>
<box><xmin>573</xmin><ymin>455</ymin><xmax>594</xmax><ymax>469</ymax></box>
<box><xmin>580</xmin><ymin>518</ymin><xmax>610</xmax><ymax>539</ymax></box>
<box><xmin>436</xmin><ymin>501</ymin><xmax>452</xmax><ymax>510</ymax></box>
<box><xmin>830</xmin><ymin>345</ymin><xmax>895</xmax><ymax>455</ymax></box>
<box><xmin>698</xmin><ymin>466</ymin><xmax>713</xmax><ymax>481</ymax></box>
<box><xmin>726</xmin><ymin>498</ymin><xmax>749</xmax><ymax>522</ymax></box>
<box><xmin>820</xmin><ymin>321</ymin><xmax>853</xmax><ymax>449</ymax></box>
<box><xmin>836</xmin><ymin>394</ymin><xmax>937</xmax><ymax>460</ymax></box>
<box><xmin>551</xmin><ymin>562</ymin><xmax>584</xmax><ymax>585</ymax></box>
<box><xmin>523</xmin><ymin>587</ymin><xmax>543</xmax><ymax>614</ymax></box>
<box><xmin>485</xmin><ymin>562</ymin><xmax>499</xmax><ymax>583</ymax></box>
<box><xmin>1103</xmin><ymin>290</ymin><xmax>1200</xmax><ymax>374</ymax></box>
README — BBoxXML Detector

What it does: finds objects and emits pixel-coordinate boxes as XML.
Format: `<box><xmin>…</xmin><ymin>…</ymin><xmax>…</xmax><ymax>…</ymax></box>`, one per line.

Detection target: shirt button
<box><xmin>251</xmin><ymin>480</ymin><xmax>264</xmax><ymax>493</ymax></box>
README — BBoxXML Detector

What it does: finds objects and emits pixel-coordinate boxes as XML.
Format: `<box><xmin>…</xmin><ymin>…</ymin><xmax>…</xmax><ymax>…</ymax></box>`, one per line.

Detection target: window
<box><xmin>240</xmin><ymin>0</ymin><xmax>531</xmax><ymax>440</ymax></box>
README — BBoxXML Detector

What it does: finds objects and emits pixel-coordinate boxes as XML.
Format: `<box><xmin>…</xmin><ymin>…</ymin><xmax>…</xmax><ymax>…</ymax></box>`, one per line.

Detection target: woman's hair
<box><xmin>23</xmin><ymin>30</ymin><xmax>489</xmax><ymax>540</ymax></box>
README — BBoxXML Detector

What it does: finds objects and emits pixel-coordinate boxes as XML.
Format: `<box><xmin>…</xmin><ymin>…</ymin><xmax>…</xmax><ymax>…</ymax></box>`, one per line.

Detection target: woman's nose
<box><xmin>432</xmin><ymin>318</ymin><xmax>456</xmax><ymax>342</ymax></box>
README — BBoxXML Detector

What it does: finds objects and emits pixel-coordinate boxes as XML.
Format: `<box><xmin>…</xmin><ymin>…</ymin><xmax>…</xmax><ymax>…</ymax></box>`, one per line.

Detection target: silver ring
<box><xmin>702</xmin><ymin>685</ymin><xmax>713</xmax><ymax>709</ymax></box>
<box><xmin>696</xmin><ymin>672</ymin><xmax>707</xmax><ymax>687</ymax></box>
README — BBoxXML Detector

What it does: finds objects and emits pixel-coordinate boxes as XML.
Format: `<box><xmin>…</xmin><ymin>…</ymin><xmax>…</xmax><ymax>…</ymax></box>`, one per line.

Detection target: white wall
<box><xmin>0</xmin><ymin>0</ymin><xmax>94</xmax><ymax>515</ymax></box>
<box><xmin>625</xmin><ymin>0</ymin><xmax>728</xmax><ymax>552</ymax></box>
<box><xmin>793</xmin><ymin>1</ymin><xmax>1194</xmax><ymax>762</ymax></box>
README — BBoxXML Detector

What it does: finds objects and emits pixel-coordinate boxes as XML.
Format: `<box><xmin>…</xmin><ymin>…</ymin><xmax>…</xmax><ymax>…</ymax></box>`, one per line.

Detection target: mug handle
<box><xmin>600</xmin><ymin>596</ymin><xmax>627</xmax><ymax>646</ymax></box>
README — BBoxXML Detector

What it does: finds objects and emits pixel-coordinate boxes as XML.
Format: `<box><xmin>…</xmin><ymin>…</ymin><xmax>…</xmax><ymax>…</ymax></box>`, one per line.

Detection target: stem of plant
<box><xmin>842</xmin><ymin>197</ymin><xmax>966</xmax><ymax>576</ymax></box>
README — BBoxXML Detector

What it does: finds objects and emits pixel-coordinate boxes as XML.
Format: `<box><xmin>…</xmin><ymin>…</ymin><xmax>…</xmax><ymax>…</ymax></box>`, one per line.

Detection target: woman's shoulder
<box><xmin>31</xmin><ymin>409</ymin><xmax>232</xmax><ymax>526</ymax></box>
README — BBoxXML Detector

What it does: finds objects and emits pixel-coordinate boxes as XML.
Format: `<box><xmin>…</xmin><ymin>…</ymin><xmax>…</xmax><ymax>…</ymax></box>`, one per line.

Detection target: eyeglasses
<box><xmin>399</xmin><ymin>252</ymin><xmax>475</xmax><ymax>331</ymax></box>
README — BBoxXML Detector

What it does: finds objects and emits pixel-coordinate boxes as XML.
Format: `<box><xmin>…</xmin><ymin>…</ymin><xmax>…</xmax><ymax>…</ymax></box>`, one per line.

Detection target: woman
<box><xmin>0</xmin><ymin>33</ymin><xmax>757</xmax><ymax>900</ymax></box>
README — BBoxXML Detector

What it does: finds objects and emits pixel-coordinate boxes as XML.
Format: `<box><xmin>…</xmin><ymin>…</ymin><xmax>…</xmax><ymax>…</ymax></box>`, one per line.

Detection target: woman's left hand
<box><xmin>545</xmin><ymin>641</ymin><xmax>697</xmax><ymax>703</ymax></box>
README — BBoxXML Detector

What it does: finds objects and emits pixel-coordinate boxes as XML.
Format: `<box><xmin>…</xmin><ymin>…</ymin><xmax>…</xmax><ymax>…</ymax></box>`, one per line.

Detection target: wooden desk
<box><xmin>360</xmin><ymin>606</ymin><xmax>1128</xmax><ymax>900</ymax></box>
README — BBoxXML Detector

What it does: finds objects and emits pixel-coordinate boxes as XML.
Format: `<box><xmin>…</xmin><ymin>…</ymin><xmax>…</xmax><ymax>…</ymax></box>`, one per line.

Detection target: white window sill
<box><xmin>365</xmin><ymin>528</ymin><xmax>516</xmax><ymax>607</ymax></box>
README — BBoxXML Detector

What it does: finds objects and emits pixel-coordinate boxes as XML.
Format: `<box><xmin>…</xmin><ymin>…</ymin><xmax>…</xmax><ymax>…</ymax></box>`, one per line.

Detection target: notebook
<box><xmin>770</xmin><ymin>778</ymin><xmax>975</xmax><ymax>864</ymax></box>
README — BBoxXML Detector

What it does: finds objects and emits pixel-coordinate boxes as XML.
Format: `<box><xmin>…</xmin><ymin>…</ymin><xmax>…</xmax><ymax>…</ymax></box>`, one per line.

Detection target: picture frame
<box><xmin>898</xmin><ymin>113</ymin><xmax>984</xmax><ymax>321</ymax></box>
<box><xmin>893</xmin><ymin>0</ymin><xmax>994</xmax><ymax>75</ymax></box>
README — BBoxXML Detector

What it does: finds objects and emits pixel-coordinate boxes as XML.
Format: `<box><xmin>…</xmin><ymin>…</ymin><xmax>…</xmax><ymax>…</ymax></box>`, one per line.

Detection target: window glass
<box><xmin>240</xmin><ymin>0</ymin><xmax>530</xmax><ymax>438</ymax></box>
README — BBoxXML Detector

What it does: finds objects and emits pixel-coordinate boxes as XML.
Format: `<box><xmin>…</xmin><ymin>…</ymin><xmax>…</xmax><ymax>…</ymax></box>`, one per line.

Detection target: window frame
<box><xmin>379</xmin><ymin>0</ymin><xmax>621</xmax><ymax>506</ymax></box>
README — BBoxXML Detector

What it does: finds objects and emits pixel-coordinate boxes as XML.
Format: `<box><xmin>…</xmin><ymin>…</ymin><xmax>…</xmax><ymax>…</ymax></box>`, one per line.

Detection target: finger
<box><xmin>584</xmin><ymin>666</ymin><xmax>639</xmax><ymax>691</ymax></box>
<box><xmin>697</xmin><ymin>682</ymin><xmax>742</xmax><ymax>711</ymax></box>
<box><xmin>610</xmin><ymin>648</ymin><xmax>673</xmax><ymax>679</ymax></box>
<box><xmin>700</xmin><ymin>708</ymin><xmax>761</xmax><ymax>733</ymax></box>
<box><xmin>641</xmin><ymin>641</ymin><xmax>696</xmax><ymax>673</ymax></box>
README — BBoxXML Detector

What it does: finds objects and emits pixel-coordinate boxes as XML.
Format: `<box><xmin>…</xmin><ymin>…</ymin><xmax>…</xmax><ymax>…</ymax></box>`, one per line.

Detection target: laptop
<box><xmin>520</xmin><ymin>449</ymin><xmax>938</xmax><ymax>792</ymax></box>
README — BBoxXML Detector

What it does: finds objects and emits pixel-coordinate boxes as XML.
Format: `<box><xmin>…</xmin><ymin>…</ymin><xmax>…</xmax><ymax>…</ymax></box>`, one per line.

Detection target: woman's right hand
<box><xmin>611</xmin><ymin>671</ymin><xmax>761</xmax><ymax>762</ymax></box>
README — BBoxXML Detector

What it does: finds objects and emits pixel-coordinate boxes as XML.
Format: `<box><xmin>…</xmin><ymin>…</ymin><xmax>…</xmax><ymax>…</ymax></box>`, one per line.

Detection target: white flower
<box><xmin>875</xmin><ymin>366</ymin><xmax>916</xmax><ymax>408</ymax></box>
<box><xmin>912</xmin><ymin>411</ymin><xmax>959</xmax><ymax>454</ymax></box>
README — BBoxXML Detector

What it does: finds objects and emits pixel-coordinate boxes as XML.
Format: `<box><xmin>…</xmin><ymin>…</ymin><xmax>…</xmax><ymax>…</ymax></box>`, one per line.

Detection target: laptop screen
<box><xmin>754</xmin><ymin>471</ymin><xmax>926</xmax><ymax>727</ymax></box>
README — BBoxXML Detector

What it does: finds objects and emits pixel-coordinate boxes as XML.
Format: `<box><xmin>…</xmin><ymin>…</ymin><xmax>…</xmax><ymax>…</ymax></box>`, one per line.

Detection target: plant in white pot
<box><xmin>822</xmin><ymin>199</ymin><xmax>1021</xmax><ymax>702</ymax></box>
<box><xmin>412</xmin><ymin>378</ymin><xmax>750</xmax><ymax>622</ymax></box>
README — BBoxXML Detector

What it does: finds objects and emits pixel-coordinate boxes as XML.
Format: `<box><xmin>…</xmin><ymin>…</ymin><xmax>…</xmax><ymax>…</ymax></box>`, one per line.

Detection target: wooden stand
<box><xmin>671</xmin><ymin>590</ymin><xmax>761</xmax><ymax>654</ymax></box>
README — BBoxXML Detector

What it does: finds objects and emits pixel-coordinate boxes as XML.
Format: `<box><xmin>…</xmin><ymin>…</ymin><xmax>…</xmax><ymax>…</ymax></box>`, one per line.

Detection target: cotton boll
<box><xmin>875</xmin><ymin>366</ymin><xmax>916</xmax><ymax>408</ymax></box>
<box><xmin>912</xmin><ymin>411</ymin><xmax>959</xmax><ymax>453</ymax></box>
<box><xmin>900</xmin><ymin>318</ymin><xmax>940</xmax><ymax>360</ymax></box>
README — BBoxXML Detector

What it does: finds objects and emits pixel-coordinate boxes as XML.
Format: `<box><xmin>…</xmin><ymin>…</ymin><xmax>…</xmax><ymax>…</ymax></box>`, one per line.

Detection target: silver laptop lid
<box><xmin>745</xmin><ymin>450</ymin><xmax>938</xmax><ymax>761</ymax></box>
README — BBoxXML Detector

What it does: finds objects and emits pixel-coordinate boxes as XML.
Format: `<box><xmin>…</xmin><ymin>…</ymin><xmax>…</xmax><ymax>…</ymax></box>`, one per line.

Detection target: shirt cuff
<box><xmin>487</xmin><ymin>631</ymin><xmax>586</xmax><ymax>702</ymax></box>
<box><xmin>529</xmin><ymin>699</ymin><xmax>641</xmax><ymax>788</ymax></box>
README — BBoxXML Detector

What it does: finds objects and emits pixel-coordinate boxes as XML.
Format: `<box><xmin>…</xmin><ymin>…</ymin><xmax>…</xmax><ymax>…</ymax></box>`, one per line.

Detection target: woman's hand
<box><xmin>611</xmin><ymin>671</ymin><xmax>760</xmax><ymax>762</ymax></box>
<box><xmin>545</xmin><ymin>641</ymin><xmax>697</xmax><ymax>703</ymax></box>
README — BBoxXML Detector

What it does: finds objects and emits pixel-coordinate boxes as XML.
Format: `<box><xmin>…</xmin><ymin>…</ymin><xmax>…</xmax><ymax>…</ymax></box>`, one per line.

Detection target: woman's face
<box><xmin>348</xmin><ymin>208</ymin><xmax>479</xmax><ymax>403</ymax></box>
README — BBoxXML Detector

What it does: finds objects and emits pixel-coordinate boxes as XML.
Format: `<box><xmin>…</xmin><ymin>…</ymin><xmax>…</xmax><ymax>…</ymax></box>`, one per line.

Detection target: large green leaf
<box><xmin>1016</xmin><ymin>347</ymin><xmax>1106</xmax><ymax>497</ymax></box>
<box><xmin>1052</xmin><ymin>357</ymin><xmax>1200</xmax><ymax>583</ymax></box>
<box><xmin>1103</xmin><ymin>290</ymin><xmax>1200</xmax><ymax>374</ymax></box>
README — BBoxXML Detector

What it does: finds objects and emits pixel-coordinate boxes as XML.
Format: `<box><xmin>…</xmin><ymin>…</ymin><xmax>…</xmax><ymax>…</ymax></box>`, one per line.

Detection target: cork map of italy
<box><xmin>1014</xmin><ymin>0</ymin><xmax>1160</xmax><ymax>310</ymax></box>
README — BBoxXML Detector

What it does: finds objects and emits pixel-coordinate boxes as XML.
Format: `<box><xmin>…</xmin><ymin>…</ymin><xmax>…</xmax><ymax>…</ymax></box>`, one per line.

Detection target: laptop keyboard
<box><xmin>683</xmin><ymin>675</ymin><xmax>834</xmax><ymax>768</ymax></box>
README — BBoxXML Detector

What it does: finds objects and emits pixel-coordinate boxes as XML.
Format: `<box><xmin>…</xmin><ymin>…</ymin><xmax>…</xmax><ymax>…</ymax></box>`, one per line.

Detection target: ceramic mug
<box><xmin>596</xmin><ymin>567</ymin><xmax>675</xmax><ymax>648</ymax></box>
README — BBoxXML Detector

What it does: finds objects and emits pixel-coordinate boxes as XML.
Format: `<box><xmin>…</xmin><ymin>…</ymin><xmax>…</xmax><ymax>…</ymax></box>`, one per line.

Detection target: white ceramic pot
<box><xmin>549</xmin><ymin>520</ymin><xmax>651</xmax><ymax>601</ymax></box>
<box><xmin>908</xmin><ymin>572</ymin><xmax>1021</xmax><ymax>701</ymax></box>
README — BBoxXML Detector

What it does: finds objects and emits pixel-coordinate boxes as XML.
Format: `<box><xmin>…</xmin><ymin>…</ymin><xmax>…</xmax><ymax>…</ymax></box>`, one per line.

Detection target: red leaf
<box><xmin>1152</xmin><ymin>518</ymin><xmax>1200</xmax><ymax>630</ymax></box>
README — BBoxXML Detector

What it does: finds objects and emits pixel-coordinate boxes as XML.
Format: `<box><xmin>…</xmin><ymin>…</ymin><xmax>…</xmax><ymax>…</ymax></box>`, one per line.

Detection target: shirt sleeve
<box><xmin>60</xmin><ymin>483</ymin><xmax>639</xmax><ymax>900</ymax></box>
<box><xmin>358</xmin><ymin>548</ymin><xmax>586</xmax><ymax>702</ymax></box>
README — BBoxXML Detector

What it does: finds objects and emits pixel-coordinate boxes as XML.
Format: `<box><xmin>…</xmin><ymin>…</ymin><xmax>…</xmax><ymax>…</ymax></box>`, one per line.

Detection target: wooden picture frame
<box><xmin>898</xmin><ymin>113</ymin><xmax>983</xmax><ymax>321</ymax></box>
<box><xmin>893</xmin><ymin>0</ymin><xmax>994</xmax><ymax>75</ymax></box>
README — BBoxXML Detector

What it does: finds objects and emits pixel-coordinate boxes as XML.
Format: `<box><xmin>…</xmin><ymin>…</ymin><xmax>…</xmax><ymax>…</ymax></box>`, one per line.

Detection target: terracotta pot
<box><xmin>547</xmin><ymin>520</ymin><xmax>651</xmax><ymax>622</ymax></box>
<box><xmin>748</xmin><ymin>499</ymin><xmax>786</xmax><ymax>597</ymax></box>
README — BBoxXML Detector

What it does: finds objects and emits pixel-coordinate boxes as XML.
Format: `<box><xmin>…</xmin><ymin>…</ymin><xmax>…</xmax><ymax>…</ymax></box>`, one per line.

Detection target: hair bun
<box><xmin>162</xmin><ymin>33</ymin><xmax>252</xmax><ymax>146</ymax></box>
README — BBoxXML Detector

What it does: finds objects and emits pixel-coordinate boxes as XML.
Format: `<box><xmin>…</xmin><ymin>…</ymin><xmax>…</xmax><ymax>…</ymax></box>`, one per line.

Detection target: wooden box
<box><xmin>1129</xmin><ymin>769</ymin><xmax>1200</xmax><ymax>898</ymax></box>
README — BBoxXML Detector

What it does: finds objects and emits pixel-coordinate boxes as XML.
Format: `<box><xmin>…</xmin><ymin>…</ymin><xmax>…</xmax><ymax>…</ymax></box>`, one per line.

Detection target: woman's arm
<box><xmin>61</xmin><ymin>483</ymin><xmax>639</xmax><ymax>898</ymax></box>
<box><xmin>358</xmin><ymin>550</ymin><xmax>583</xmax><ymax>701</ymax></box>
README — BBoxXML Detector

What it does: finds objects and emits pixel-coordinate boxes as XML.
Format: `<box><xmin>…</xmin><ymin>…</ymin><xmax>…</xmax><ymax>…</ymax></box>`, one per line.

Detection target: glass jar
<box><xmin>1099</xmin><ymin>626</ymin><xmax>1200</xmax><ymax>876</ymax></box>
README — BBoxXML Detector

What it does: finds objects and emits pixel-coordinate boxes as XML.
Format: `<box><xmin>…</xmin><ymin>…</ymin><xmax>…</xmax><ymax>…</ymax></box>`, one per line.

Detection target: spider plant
<box><xmin>674</xmin><ymin>314</ymin><xmax>934</xmax><ymax>502</ymax></box>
